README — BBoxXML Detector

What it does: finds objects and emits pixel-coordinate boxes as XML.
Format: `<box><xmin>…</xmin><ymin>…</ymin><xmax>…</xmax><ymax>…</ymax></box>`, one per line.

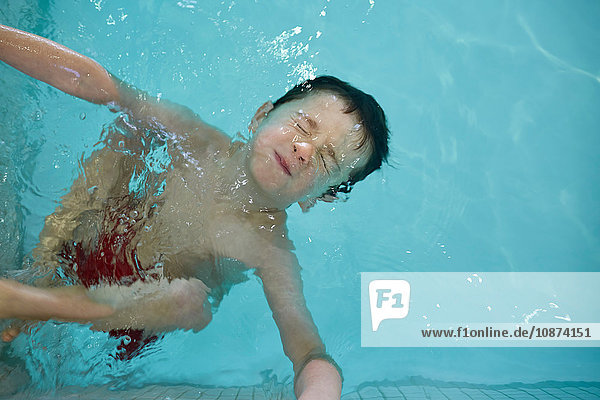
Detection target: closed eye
<box><xmin>325</xmin><ymin>146</ymin><xmax>340</xmax><ymax>173</ymax></box>
<box><xmin>320</xmin><ymin>153</ymin><xmax>329</xmax><ymax>174</ymax></box>
<box><xmin>292</xmin><ymin>112</ymin><xmax>319</xmax><ymax>136</ymax></box>
<box><xmin>292</xmin><ymin>118</ymin><xmax>310</xmax><ymax>136</ymax></box>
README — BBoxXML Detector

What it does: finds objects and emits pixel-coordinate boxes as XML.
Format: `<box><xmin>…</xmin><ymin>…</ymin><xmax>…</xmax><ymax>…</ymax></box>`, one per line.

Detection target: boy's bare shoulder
<box><xmin>116</xmin><ymin>84</ymin><xmax>232</xmax><ymax>153</ymax></box>
<box><xmin>195</xmin><ymin>124</ymin><xmax>232</xmax><ymax>153</ymax></box>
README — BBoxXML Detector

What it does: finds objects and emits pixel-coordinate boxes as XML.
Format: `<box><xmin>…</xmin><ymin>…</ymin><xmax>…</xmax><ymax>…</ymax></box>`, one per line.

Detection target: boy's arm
<box><xmin>0</xmin><ymin>24</ymin><xmax>227</xmax><ymax>146</ymax></box>
<box><xmin>0</xmin><ymin>24</ymin><xmax>118</xmax><ymax>104</ymax></box>
<box><xmin>0</xmin><ymin>278</ymin><xmax>212</xmax><ymax>334</ymax></box>
<box><xmin>0</xmin><ymin>279</ymin><xmax>113</xmax><ymax>322</ymax></box>
<box><xmin>254</xmin><ymin>250</ymin><xmax>343</xmax><ymax>400</ymax></box>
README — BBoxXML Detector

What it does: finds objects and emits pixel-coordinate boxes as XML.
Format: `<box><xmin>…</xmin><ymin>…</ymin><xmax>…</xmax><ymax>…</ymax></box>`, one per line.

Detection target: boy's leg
<box><xmin>26</xmin><ymin>146</ymin><xmax>132</xmax><ymax>287</ymax></box>
<box><xmin>1</xmin><ymin>153</ymin><xmax>114</xmax><ymax>339</ymax></box>
<box><xmin>22</xmin><ymin>176</ymin><xmax>100</xmax><ymax>287</ymax></box>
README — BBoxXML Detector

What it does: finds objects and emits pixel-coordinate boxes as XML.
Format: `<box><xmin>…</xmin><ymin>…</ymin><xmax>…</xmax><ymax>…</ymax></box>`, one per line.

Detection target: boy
<box><xmin>0</xmin><ymin>24</ymin><xmax>389</xmax><ymax>399</ymax></box>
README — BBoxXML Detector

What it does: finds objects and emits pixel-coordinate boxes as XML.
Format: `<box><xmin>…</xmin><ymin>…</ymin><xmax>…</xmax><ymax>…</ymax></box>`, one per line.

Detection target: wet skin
<box><xmin>247</xmin><ymin>93</ymin><xmax>369</xmax><ymax>207</ymax></box>
<box><xmin>21</xmin><ymin>92</ymin><xmax>370</xmax><ymax>340</ymax></box>
<box><xmin>0</xmin><ymin>24</ymin><xmax>360</xmax><ymax>398</ymax></box>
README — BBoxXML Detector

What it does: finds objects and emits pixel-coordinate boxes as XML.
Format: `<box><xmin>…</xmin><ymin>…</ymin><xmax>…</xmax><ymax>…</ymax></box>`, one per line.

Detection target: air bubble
<box><xmin>31</xmin><ymin>110</ymin><xmax>43</xmax><ymax>121</ymax></box>
<box><xmin>79</xmin><ymin>112</ymin><xmax>86</xmax><ymax>120</ymax></box>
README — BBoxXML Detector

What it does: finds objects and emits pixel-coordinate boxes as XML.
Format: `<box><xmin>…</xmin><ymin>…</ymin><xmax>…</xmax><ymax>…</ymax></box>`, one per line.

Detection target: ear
<box><xmin>248</xmin><ymin>101</ymin><xmax>274</xmax><ymax>134</ymax></box>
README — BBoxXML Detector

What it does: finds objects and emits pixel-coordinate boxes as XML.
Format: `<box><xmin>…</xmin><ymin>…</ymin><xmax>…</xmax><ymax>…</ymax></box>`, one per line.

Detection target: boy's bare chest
<box><xmin>79</xmin><ymin>141</ymin><xmax>284</xmax><ymax>279</ymax></box>
<box><xmin>132</xmin><ymin>165</ymin><xmax>269</xmax><ymax>277</ymax></box>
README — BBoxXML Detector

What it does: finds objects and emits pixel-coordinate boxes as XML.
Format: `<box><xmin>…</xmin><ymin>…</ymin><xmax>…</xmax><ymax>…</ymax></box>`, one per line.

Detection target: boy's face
<box><xmin>248</xmin><ymin>93</ymin><xmax>369</xmax><ymax>206</ymax></box>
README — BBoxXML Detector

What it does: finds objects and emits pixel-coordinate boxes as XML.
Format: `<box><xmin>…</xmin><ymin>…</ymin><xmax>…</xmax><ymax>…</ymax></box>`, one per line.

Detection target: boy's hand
<box><xmin>295</xmin><ymin>359</ymin><xmax>342</xmax><ymax>400</ymax></box>
<box><xmin>86</xmin><ymin>278</ymin><xmax>212</xmax><ymax>332</ymax></box>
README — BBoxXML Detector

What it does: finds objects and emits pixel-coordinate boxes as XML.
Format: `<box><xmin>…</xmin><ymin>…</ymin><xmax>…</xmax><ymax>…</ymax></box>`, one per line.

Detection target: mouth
<box><xmin>274</xmin><ymin>152</ymin><xmax>292</xmax><ymax>176</ymax></box>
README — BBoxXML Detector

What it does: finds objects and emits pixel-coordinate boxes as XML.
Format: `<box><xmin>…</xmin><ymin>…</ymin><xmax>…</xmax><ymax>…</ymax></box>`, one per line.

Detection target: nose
<box><xmin>292</xmin><ymin>142</ymin><xmax>314</xmax><ymax>167</ymax></box>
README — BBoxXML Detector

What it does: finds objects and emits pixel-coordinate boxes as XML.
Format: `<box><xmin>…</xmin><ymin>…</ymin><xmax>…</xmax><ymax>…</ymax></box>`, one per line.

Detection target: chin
<box><xmin>250</xmin><ymin>157</ymin><xmax>283</xmax><ymax>191</ymax></box>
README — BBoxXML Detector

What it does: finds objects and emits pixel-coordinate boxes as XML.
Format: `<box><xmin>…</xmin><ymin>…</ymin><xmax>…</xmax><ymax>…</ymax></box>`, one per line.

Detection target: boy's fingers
<box><xmin>2</xmin><ymin>325</ymin><xmax>21</xmax><ymax>342</ymax></box>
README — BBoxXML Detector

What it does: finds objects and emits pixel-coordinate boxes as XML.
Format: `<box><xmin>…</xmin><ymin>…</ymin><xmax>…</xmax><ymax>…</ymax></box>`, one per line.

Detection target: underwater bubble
<box><xmin>122</xmin><ymin>335</ymin><xmax>131</xmax><ymax>345</ymax></box>
<box><xmin>79</xmin><ymin>112</ymin><xmax>86</xmax><ymax>120</ymax></box>
<box><xmin>31</xmin><ymin>110</ymin><xmax>43</xmax><ymax>121</ymax></box>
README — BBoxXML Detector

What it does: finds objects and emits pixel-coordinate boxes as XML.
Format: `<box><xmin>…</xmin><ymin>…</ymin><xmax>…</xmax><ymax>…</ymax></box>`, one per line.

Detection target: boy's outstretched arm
<box><xmin>0</xmin><ymin>24</ymin><xmax>227</xmax><ymax>145</ymax></box>
<box><xmin>253</xmin><ymin>250</ymin><xmax>343</xmax><ymax>400</ymax></box>
<box><xmin>0</xmin><ymin>24</ymin><xmax>119</xmax><ymax>104</ymax></box>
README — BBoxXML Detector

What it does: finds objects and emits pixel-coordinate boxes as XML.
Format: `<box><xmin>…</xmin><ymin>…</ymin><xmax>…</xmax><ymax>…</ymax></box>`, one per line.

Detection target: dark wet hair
<box><xmin>273</xmin><ymin>75</ymin><xmax>389</xmax><ymax>197</ymax></box>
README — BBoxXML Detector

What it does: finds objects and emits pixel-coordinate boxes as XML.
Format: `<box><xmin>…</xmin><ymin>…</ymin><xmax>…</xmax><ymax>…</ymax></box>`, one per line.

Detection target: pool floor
<box><xmin>3</xmin><ymin>379</ymin><xmax>599</xmax><ymax>399</ymax></box>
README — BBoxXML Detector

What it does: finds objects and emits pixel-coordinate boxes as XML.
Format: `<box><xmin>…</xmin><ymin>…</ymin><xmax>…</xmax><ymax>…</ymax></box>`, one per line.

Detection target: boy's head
<box><xmin>247</xmin><ymin>76</ymin><xmax>389</xmax><ymax>209</ymax></box>
<box><xmin>272</xmin><ymin>76</ymin><xmax>389</xmax><ymax>197</ymax></box>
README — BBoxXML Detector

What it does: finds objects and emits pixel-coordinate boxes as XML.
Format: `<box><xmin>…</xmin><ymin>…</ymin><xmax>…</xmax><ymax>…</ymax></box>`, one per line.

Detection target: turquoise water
<box><xmin>0</xmin><ymin>0</ymin><xmax>599</xmax><ymax>396</ymax></box>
